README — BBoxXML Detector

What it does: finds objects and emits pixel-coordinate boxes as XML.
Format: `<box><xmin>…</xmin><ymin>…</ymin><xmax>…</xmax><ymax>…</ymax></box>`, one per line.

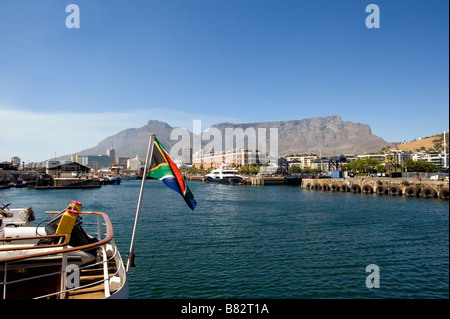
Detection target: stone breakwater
<box><xmin>184</xmin><ymin>174</ymin><xmax>449</xmax><ymax>199</ymax></box>
<box><xmin>302</xmin><ymin>178</ymin><xmax>449</xmax><ymax>200</ymax></box>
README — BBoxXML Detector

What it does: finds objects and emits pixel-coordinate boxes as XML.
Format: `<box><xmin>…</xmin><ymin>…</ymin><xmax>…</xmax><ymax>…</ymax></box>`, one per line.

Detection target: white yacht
<box><xmin>204</xmin><ymin>166</ymin><xmax>243</xmax><ymax>184</ymax></box>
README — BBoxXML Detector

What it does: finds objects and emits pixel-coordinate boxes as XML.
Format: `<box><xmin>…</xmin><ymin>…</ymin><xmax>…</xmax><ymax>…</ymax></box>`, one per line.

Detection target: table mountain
<box><xmin>74</xmin><ymin>116</ymin><xmax>391</xmax><ymax>160</ymax></box>
<box><xmin>211</xmin><ymin>115</ymin><xmax>391</xmax><ymax>156</ymax></box>
<box><xmin>76</xmin><ymin>120</ymin><xmax>175</xmax><ymax>159</ymax></box>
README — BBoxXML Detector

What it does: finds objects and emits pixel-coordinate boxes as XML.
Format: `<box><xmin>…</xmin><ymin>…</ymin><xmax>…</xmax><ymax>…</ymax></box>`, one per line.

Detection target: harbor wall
<box><xmin>247</xmin><ymin>176</ymin><xmax>285</xmax><ymax>185</ymax></box>
<box><xmin>184</xmin><ymin>173</ymin><xmax>449</xmax><ymax>199</ymax></box>
<box><xmin>301</xmin><ymin>178</ymin><xmax>449</xmax><ymax>200</ymax></box>
<box><xmin>185</xmin><ymin>175</ymin><xmax>205</xmax><ymax>182</ymax></box>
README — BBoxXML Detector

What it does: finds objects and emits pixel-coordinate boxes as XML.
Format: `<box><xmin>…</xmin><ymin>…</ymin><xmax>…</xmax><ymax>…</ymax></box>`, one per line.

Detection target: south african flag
<box><xmin>148</xmin><ymin>137</ymin><xmax>197</xmax><ymax>210</ymax></box>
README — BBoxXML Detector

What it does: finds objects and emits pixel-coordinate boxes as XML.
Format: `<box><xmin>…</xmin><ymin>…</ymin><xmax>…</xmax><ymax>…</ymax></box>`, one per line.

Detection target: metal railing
<box><xmin>0</xmin><ymin>211</ymin><xmax>126</xmax><ymax>299</ymax></box>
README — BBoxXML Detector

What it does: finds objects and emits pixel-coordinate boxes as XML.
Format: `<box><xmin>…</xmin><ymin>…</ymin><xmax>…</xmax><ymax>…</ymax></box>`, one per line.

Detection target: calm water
<box><xmin>1</xmin><ymin>180</ymin><xmax>448</xmax><ymax>299</ymax></box>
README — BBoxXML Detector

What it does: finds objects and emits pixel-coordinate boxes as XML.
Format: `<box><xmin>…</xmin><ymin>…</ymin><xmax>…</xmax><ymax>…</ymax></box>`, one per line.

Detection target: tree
<box><xmin>289</xmin><ymin>166</ymin><xmax>302</xmax><ymax>174</ymax></box>
<box><xmin>384</xmin><ymin>154</ymin><xmax>396</xmax><ymax>173</ymax></box>
<box><xmin>238</xmin><ymin>164</ymin><xmax>260</xmax><ymax>176</ymax></box>
<box><xmin>403</xmin><ymin>159</ymin><xmax>439</xmax><ymax>173</ymax></box>
<box><xmin>342</xmin><ymin>158</ymin><xmax>381</xmax><ymax>174</ymax></box>
<box><xmin>375</xmin><ymin>164</ymin><xmax>387</xmax><ymax>173</ymax></box>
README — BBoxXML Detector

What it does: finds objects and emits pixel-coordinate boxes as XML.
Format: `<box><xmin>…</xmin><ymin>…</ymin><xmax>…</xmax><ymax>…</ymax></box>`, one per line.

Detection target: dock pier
<box><xmin>185</xmin><ymin>175</ymin><xmax>205</xmax><ymax>182</ymax></box>
<box><xmin>301</xmin><ymin>177</ymin><xmax>449</xmax><ymax>199</ymax></box>
<box><xmin>247</xmin><ymin>176</ymin><xmax>285</xmax><ymax>185</ymax></box>
<box><xmin>184</xmin><ymin>173</ymin><xmax>449</xmax><ymax>199</ymax></box>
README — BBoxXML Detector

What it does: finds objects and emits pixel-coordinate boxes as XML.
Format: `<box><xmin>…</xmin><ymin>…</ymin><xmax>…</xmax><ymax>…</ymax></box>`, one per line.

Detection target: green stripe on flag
<box><xmin>149</xmin><ymin>164</ymin><xmax>173</xmax><ymax>180</ymax></box>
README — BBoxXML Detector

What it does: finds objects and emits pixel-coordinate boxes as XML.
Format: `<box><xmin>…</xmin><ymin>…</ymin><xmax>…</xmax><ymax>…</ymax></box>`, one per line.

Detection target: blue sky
<box><xmin>0</xmin><ymin>0</ymin><xmax>448</xmax><ymax>162</ymax></box>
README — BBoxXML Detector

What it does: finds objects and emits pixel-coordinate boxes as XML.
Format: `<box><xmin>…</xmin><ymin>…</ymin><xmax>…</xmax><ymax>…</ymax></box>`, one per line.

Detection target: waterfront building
<box><xmin>77</xmin><ymin>155</ymin><xmax>111</xmax><ymax>169</ymax></box>
<box><xmin>127</xmin><ymin>155</ymin><xmax>143</xmax><ymax>170</ymax></box>
<box><xmin>343</xmin><ymin>154</ymin><xmax>358</xmax><ymax>163</ymax></box>
<box><xmin>412</xmin><ymin>152</ymin><xmax>449</xmax><ymax>167</ymax></box>
<box><xmin>116</xmin><ymin>156</ymin><xmax>130</xmax><ymax>167</ymax></box>
<box><xmin>286</xmin><ymin>159</ymin><xmax>302</xmax><ymax>168</ymax></box>
<box><xmin>193</xmin><ymin>149</ymin><xmax>267</xmax><ymax>169</ymax></box>
<box><xmin>46</xmin><ymin>160</ymin><xmax>60</xmax><ymax>169</ymax></box>
<box><xmin>311</xmin><ymin>158</ymin><xmax>330</xmax><ymax>172</ymax></box>
<box><xmin>106</xmin><ymin>148</ymin><xmax>116</xmax><ymax>165</ymax></box>
<box><xmin>46</xmin><ymin>162</ymin><xmax>92</xmax><ymax>178</ymax></box>
<box><xmin>357</xmin><ymin>153</ymin><xmax>385</xmax><ymax>162</ymax></box>
<box><xmin>258</xmin><ymin>163</ymin><xmax>279</xmax><ymax>175</ymax></box>
<box><xmin>387</xmin><ymin>149</ymin><xmax>411</xmax><ymax>165</ymax></box>
<box><xmin>72</xmin><ymin>148</ymin><xmax>121</xmax><ymax>170</ymax></box>
<box><xmin>10</xmin><ymin>157</ymin><xmax>21</xmax><ymax>166</ymax></box>
<box><xmin>285</xmin><ymin>154</ymin><xmax>318</xmax><ymax>169</ymax></box>
<box><xmin>70</xmin><ymin>154</ymin><xmax>78</xmax><ymax>163</ymax></box>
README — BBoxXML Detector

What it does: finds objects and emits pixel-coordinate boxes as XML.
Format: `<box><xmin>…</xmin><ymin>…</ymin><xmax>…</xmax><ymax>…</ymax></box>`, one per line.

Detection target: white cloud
<box><xmin>0</xmin><ymin>106</ymin><xmax>241</xmax><ymax>163</ymax></box>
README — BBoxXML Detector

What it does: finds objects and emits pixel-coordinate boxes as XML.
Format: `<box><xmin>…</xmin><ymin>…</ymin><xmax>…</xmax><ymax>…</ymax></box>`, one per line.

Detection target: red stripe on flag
<box><xmin>162</xmin><ymin>148</ymin><xmax>186</xmax><ymax>195</ymax></box>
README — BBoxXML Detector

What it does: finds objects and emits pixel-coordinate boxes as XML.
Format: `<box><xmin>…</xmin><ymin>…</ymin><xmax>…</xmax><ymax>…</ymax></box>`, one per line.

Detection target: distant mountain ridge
<box><xmin>76</xmin><ymin>120</ymin><xmax>175</xmax><ymax>159</ymax></box>
<box><xmin>388</xmin><ymin>133</ymin><xmax>448</xmax><ymax>153</ymax></box>
<box><xmin>72</xmin><ymin>116</ymin><xmax>392</xmax><ymax>160</ymax></box>
<box><xmin>211</xmin><ymin>115</ymin><xmax>390</xmax><ymax>156</ymax></box>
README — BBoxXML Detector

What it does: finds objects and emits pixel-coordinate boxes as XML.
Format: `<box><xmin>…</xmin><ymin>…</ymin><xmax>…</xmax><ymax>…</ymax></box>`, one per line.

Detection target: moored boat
<box><xmin>108</xmin><ymin>176</ymin><xmax>121</xmax><ymax>185</ymax></box>
<box><xmin>100</xmin><ymin>176</ymin><xmax>121</xmax><ymax>185</ymax></box>
<box><xmin>204</xmin><ymin>166</ymin><xmax>243</xmax><ymax>184</ymax></box>
<box><xmin>0</xmin><ymin>134</ymin><xmax>196</xmax><ymax>300</ymax></box>
<box><xmin>0</xmin><ymin>202</ymin><xmax>128</xmax><ymax>299</ymax></box>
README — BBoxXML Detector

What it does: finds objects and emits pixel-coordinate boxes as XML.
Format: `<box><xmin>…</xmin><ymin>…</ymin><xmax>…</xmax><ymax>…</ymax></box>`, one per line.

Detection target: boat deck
<box><xmin>1</xmin><ymin>211</ymin><xmax>127</xmax><ymax>299</ymax></box>
<box><xmin>66</xmin><ymin>261</ymin><xmax>118</xmax><ymax>299</ymax></box>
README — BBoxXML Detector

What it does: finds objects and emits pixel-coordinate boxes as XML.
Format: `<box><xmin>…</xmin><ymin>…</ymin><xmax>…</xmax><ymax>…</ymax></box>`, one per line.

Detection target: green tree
<box><xmin>403</xmin><ymin>159</ymin><xmax>439</xmax><ymax>172</ymax></box>
<box><xmin>342</xmin><ymin>158</ymin><xmax>381</xmax><ymax>174</ymax></box>
<box><xmin>238</xmin><ymin>164</ymin><xmax>261</xmax><ymax>176</ymax></box>
<box><xmin>384</xmin><ymin>154</ymin><xmax>396</xmax><ymax>173</ymax></box>
<box><xmin>289</xmin><ymin>166</ymin><xmax>302</xmax><ymax>174</ymax></box>
<box><xmin>375</xmin><ymin>164</ymin><xmax>387</xmax><ymax>173</ymax></box>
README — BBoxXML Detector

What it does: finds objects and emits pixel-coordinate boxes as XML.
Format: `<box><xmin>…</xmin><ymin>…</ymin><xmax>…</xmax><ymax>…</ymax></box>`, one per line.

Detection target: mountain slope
<box><xmin>76</xmin><ymin>120</ymin><xmax>176</xmax><ymax>159</ymax></box>
<box><xmin>211</xmin><ymin>115</ymin><xmax>390</xmax><ymax>156</ymax></box>
<box><xmin>388</xmin><ymin>133</ymin><xmax>448</xmax><ymax>153</ymax></box>
<box><xmin>73</xmin><ymin>116</ymin><xmax>391</xmax><ymax>160</ymax></box>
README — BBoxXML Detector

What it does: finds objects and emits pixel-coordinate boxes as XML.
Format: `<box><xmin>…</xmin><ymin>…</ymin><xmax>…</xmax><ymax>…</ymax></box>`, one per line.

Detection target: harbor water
<box><xmin>2</xmin><ymin>180</ymin><xmax>448</xmax><ymax>299</ymax></box>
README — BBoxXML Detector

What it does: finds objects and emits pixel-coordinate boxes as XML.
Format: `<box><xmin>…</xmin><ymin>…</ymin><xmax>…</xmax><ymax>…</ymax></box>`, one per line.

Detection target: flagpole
<box><xmin>126</xmin><ymin>133</ymin><xmax>155</xmax><ymax>272</ymax></box>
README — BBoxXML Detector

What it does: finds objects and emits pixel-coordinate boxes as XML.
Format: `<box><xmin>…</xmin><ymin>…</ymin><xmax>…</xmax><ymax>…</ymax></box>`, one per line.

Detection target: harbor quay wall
<box><xmin>247</xmin><ymin>176</ymin><xmax>285</xmax><ymax>185</ymax></box>
<box><xmin>301</xmin><ymin>178</ymin><xmax>449</xmax><ymax>200</ymax></box>
<box><xmin>183</xmin><ymin>174</ymin><xmax>449</xmax><ymax>199</ymax></box>
<box><xmin>185</xmin><ymin>175</ymin><xmax>205</xmax><ymax>182</ymax></box>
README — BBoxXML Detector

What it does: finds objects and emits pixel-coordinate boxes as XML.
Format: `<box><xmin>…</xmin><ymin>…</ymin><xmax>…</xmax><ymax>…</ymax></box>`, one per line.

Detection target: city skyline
<box><xmin>0</xmin><ymin>0</ymin><xmax>448</xmax><ymax>162</ymax></box>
